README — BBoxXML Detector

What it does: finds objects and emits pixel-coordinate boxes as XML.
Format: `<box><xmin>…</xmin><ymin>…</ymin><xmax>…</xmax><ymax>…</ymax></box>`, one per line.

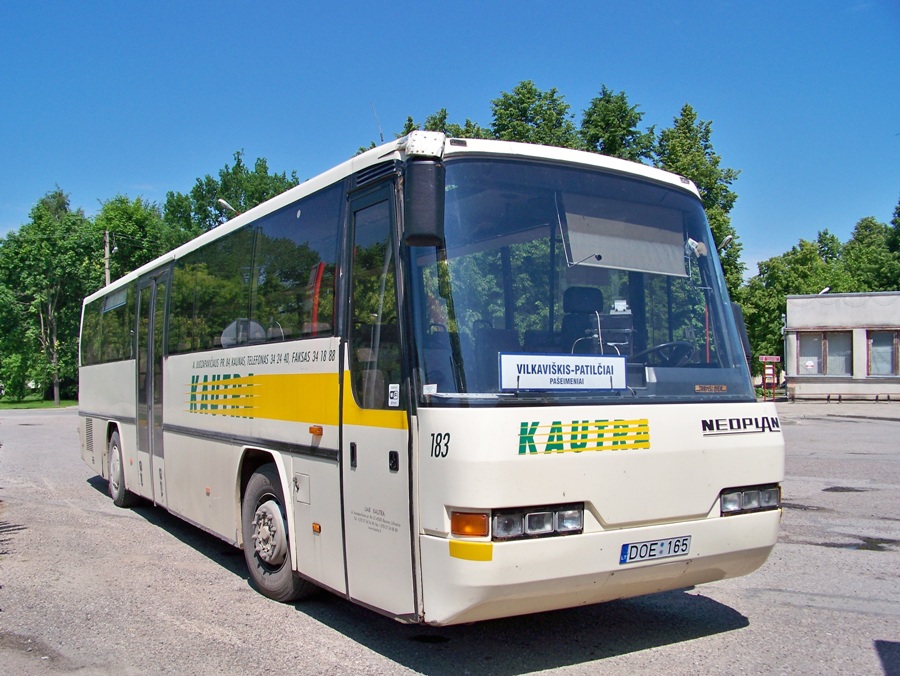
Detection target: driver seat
<box><xmin>561</xmin><ymin>287</ymin><xmax>604</xmax><ymax>354</ymax></box>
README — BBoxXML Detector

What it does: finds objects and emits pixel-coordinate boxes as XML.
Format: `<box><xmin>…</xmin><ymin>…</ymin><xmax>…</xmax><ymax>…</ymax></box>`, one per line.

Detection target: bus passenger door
<box><xmin>136</xmin><ymin>270</ymin><xmax>169</xmax><ymax>508</ymax></box>
<box><xmin>342</xmin><ymin>187</ymin><xmax>416</xmax><ymax>618</ymax></box>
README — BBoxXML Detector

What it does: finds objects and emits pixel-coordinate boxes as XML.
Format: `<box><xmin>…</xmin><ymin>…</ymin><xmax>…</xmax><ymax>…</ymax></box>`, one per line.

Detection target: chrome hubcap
<box><xmin>252</xmin><ymin>499</ymin><xmax>287</xmax><ymax>566</ymax></box>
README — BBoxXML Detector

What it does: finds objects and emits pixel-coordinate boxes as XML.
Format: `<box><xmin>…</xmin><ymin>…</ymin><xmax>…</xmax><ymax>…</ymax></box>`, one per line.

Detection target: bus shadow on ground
<box><xmin>86</xmin><ymin>476</ymin><xmax>748</xmax><ymax>673</ymax></box>
<box><xmin>86</xmin><ymin>475</ymin><xmax>249</xmax><ymax>577</ymax></box>
<box><xmin>296</xmin><ymin>587</ymin><xmax>748</xmax><ymax>675</ymax></box>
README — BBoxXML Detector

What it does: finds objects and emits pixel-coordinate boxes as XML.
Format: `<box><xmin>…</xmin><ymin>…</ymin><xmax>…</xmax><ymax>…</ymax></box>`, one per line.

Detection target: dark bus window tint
<box><xmin>100</xmin><ymin>286</ymin><xmax>134</xmax><ymax>362</ymax></box>
<box><xmin>168</xmin><ymin>227</ymin><xmax>255</xmax><ymax>354</ymax></box>
<box><xmin>253</xmin><ymin>184</ymin><xmax>341</xmax><ymax>341</ymax></box>
<box><xmin>81</xmin><ymin>299</ymin><xmax>103</xmax><ymax>365</ymax></box>
<box><xmin>82</xmin><ymin>284</ymin><xmax>136</xmax><ymax>365</ymax></box>
<box><xmin>350</xmin><ymin>199</ymin><xmax>400</xmax><ymax>409</ymax></box>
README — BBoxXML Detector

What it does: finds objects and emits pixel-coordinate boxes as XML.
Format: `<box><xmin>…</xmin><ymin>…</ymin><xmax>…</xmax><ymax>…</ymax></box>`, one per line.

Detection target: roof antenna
<box><xmin>371</xmin><ymin>103</ymin><xmax>384</xmax><ymax>144</ymax></box>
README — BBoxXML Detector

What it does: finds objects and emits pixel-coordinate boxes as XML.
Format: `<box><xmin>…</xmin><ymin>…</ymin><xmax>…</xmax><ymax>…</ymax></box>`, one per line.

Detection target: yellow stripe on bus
<box><xmin>186</xmin><ymin>370</ymin><xmax>407</xmax><ymax>430</ymax></box>
<box><xmin>341</xmin><ymin>371</ymin><xmax>408</xmax><ymax>430</ymax></box>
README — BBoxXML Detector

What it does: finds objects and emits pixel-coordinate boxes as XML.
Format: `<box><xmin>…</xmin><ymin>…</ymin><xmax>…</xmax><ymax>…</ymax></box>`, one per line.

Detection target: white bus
<box><xmin>78</xmin><ymin>131</ymin><xmax>783</xmax><ymax>625</ymax></box>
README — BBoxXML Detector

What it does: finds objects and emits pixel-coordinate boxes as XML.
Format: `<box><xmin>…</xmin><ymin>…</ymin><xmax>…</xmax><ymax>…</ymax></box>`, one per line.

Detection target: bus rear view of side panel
<box><xmin>78</xmin><ymin>284</ymin><xmax>143</xmax><ymax>496</ymax></box>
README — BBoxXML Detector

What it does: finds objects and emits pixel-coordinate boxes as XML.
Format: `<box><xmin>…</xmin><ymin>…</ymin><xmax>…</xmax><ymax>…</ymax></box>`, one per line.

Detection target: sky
<box><xmin>1</xmin><ymin>1</ymin><xmax>897</xmax><ymax>277</ymax></box>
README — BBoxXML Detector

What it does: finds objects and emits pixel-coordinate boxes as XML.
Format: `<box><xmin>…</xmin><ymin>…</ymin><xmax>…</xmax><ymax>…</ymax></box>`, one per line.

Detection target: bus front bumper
<box><xmin>418</xmin><ymin>509</ymin><xmax>781</xmax><ymax>625</ymax></box>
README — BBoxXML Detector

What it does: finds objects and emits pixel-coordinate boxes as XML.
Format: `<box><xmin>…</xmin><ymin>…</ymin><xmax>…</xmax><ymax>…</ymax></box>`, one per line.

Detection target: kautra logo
<box><xmin>188</xmin><ymin>372</ymin><xmax>255</xmax><ymax>416</ymax></box>
<box><xmin>518</xmin><ymin>419</ymin><xmax>650</xmax><ymax>454</ymax></box>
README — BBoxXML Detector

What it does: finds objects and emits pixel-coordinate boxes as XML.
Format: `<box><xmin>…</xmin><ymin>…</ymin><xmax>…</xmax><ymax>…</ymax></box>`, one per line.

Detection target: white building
<box><xmin>784</xmin><ymin>291</ymin><xmax>900</xmax><ymax>401</ymax></box>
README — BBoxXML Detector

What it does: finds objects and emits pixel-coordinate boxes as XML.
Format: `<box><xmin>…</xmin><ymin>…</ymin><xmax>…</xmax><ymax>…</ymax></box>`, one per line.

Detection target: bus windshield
<box><xmin>409</xmin><ymin>158</ymin><xmax>753</xmax><ymax>404</ymax></box>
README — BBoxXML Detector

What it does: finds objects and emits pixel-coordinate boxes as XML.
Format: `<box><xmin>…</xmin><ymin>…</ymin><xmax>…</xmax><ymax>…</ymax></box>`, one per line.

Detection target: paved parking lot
<box><xmin>0</xmin><ymin>404</ymin><xmax>898</xmax><ymax>674</ymax></box>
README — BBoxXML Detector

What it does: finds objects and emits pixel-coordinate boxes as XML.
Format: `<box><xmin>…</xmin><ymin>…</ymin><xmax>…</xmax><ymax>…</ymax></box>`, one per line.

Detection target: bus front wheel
<box><xmin>241</xmin><ymin>464</ymin><xmax>315</xmax><ymax>602</ymax></box>
<box><xmin>108</xmin><ymin>430</ymin><xmax>139</xmax><ymax>508</ymax></box>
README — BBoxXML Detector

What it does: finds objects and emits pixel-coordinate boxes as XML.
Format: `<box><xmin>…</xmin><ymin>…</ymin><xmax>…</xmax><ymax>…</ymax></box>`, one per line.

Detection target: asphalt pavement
<box><xmin>775</xmin><ymin>397</ymin><xmax>900</xmax><ymax>422</ymax></box>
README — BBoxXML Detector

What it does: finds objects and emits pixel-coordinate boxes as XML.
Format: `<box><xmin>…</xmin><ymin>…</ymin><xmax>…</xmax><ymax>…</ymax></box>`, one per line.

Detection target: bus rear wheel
<box><xmin>241</xmin><ymin>464</ymin><xmax>315</xmax><ymax>602</ymax></box>
<box><xmin>108</xmin><ymin>430</ymin><xmax>139</xmax><ymax>508</ymax></box>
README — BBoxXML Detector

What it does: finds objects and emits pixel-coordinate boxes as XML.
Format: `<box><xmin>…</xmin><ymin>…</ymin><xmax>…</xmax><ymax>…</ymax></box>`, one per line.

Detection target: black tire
<box><xmin>108</xmin><ymin>431</ymin><xmax>139</xmax><ymax>508</ymax></box>
<box><xmin>241</xmin><ymin>464</ymin><xmax>316</xmax><ymax>602</ymax></box>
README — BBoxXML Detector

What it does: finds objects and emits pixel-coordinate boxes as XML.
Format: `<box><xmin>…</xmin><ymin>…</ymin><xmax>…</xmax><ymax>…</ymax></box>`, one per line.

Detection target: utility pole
<box><xmin>104</xmin><ymin>230</ymin><xmax>111</xmax><ymax>286</ymax></box>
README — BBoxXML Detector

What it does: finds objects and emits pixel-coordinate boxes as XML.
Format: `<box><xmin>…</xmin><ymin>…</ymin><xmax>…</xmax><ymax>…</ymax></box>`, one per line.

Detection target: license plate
<box><xmin>619</xmin><ymin>535</ymin><xmax>691</xmax><ymax>564</ymax></box>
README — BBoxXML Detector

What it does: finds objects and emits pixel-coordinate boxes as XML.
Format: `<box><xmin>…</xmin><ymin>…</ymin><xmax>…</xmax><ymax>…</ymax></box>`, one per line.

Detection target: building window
<box><xmin>869</xmin><ymin>331</ymin><xmax>898</xmax><ymax>376</ymax></box>
<box><xmin>798</xmin><ymin>333</ymin><xmax>822</xmax><ymax>374</ymax></box>
<box><xmin>797</xmin><ymin>331</ymin><xmax>852</xmax><ymax>375</ymax></box>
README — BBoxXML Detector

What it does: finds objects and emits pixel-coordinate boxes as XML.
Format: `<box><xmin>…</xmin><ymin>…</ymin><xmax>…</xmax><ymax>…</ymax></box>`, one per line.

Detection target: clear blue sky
<box><xmin>1</xmin><ymin>1</ymin><xmax>897</xmax><ymax>276</ymax></box>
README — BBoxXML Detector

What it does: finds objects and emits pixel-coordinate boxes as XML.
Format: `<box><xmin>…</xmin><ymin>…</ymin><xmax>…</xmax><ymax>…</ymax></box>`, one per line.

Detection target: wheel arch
<box><xmin>236</xmin><ymin>448</ymin><xmax>292</xmax><ymax>548</ymax></box>
<box><xmin>103</xmin><ymin>420</ymin><xmax>123</xmax><ymax>480</ymax></box>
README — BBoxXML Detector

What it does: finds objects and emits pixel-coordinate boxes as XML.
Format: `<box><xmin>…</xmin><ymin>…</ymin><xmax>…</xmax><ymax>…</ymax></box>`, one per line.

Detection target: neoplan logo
<box><xmin>701</xmin><ymin>416</ymin><xmax>781</xmax><ymax>436</ymax></box>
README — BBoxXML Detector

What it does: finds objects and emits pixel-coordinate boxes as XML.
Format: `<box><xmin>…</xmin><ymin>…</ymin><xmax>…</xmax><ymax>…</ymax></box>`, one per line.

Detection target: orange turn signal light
<box><xmin>309</xmin><ymin>425</ymin><xmax>324</xmax><ymax>436</ymax></box>
<box><xmin>451</xmin><ymin>511</ymin><xmax>489</xmax><ymax>537</ymax></box>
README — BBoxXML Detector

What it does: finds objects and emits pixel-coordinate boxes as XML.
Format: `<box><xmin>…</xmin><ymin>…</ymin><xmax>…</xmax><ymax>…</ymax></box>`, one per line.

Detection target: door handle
<box><xmin>350</xmin><ymin>442</ymin><xmax>357</xmax><ymax>469</ymax></box>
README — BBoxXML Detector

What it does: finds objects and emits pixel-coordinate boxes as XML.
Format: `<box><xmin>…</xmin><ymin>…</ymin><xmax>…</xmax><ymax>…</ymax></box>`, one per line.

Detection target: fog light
<box><xmin>555</xmin><ymin>508</ymin><xmax>583</xmax><ymax>532</ymax></box>
<box><xmin>493</xmin><ymin>513</ymin><xmax>524</xmax><ymax>539</ymax></box>
<box><xmin>525</xmin><ymin>511</ymin><xmax>554</xmax><ymax>535</ymax></box>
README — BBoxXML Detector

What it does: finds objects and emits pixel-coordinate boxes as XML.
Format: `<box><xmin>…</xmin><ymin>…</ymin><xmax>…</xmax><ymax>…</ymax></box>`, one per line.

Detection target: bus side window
<box><xmin>253</xmin><ymin>185</ymin><xmax>341</xmax><ymax>341</ymax></box>
<box><xmin>349</xmin><ymin>198</ymin><xmax>400</xmax><ymax>410</ymax></box>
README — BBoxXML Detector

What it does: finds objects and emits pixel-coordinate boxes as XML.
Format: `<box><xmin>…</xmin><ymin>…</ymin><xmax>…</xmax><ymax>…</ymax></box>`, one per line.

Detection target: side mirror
<box><xmin>403</xmin><ymin>160</ymin><xmax>445</xmax><ymax>246</ymax></box>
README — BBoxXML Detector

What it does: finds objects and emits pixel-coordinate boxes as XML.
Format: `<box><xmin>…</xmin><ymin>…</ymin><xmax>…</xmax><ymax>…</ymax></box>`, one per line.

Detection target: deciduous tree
<box><xmin>841</xmin><ymin>215</ymin><xmax>900</xmax><ymax>292</ymax></box>
<box><xmin>490</xmin><ymin>81</ymin><xmax>578</xmax><ymax>148</ymax></box>
<box><xmin>422</xmin><ymin>108</ymin><xmax>492</xmax><ymax>139</ymax></box>
<box><xmin>0</xmin><ymin>189</ymin><xmax>98</xmax><ymax>403</ymax></box>
<box><xmin>655</xmin><ymin>104</ymin><xmax>743</xmax><ymax>296</ymax></box>
<box><xmin>95</xmin><ymin>195</ymin><xmax>191</xmax><ymax>285</ymax></box>
<box><xmin>580</xmin><ymin>85</ymin><xmax>655</xmax><ymax>162</ymax></box>
<box><xmin>739</xmin><ymin>231</ymin><xmax>854</xmax><ymax>370</ymax></box>
<box><xmin>164</xmin><ymin>151</ymin><xmax>299</xmax><ymax>232</ymax></box>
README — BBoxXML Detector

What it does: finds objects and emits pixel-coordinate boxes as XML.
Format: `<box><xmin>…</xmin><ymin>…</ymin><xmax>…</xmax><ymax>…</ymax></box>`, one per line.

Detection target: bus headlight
<box><xmin>555</xmin><ymin>508</ymin><xmax>584</xmax><ymax>533</ymax></box>
<box><xmin>525</xmin><ymin>511</ymin><xmax>554</xmax><ymax>535</ymax></box>
<box><xmin>492</xmin><ymin>503</ymin><xmax>584</xmax><ymax>541</ymax></box>
<box><xmin>493</xmin><ymin>513</ymin><xmax>524</xmax><ymax>539</ymax></box>
<box><xmin>721</xmin><ymin>485</ymin><xmax>781</xmax><ymax>516</ymax></box>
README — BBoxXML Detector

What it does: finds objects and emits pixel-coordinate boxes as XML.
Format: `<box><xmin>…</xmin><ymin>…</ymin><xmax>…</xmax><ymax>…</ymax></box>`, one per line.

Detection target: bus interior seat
<box><xmin>561</xmin><ymin>287</ymin><xmax>604</xmax><ymax>354</ymax></box>
<box><xmin>221</xmin><ymin>318</ymin><xmax>266</xmax><ymax>348</ymax></box>
<box><xmin>524</xmin><ymin>329</ymin><xmax>557</xmax><ymax>353</ymax></box>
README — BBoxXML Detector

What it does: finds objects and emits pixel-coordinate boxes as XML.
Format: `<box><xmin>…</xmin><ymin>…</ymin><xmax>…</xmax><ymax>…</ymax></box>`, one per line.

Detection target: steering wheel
<box><xmin>631</xmin><ymin>341</ymin><xmax>695</xmax><ymax>367</ymax></box>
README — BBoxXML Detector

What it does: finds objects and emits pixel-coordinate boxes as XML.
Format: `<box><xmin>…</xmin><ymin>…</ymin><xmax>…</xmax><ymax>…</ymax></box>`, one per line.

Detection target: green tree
<box><xmin>0</xmin><ymin>189</ymin><xmax>99</xmax><ymax>403</ymax></box>
<box><xmin>739</xmin><ymin>232</ymin><xmax>854</xmax><ymax>371</ymax></box>
<box><xmin>490</xmin><ymin>81</ymin><xmax>578</xmax><ymax>148</ymax></box>
<box><xmin>422</xmin><ymin>108</ymin><xmax>492</xmax><ymax>139</ymax></box>
<box><xmin>0</xmin><ymin>282</ymin><xmax>32</xmax><ymax>400</ymax></box>
<box><xmin>655</xmin><ymin>104</ymin><xmax>743</xmax><ymax>295</ymax></box>
<box><xmin>164</xmin><ymin>151</ymin><xmax>299</xmax><ymax>232</ymax></box>
<box><xmin>95</xmin><ymin>195</ymin><xmax>192</xmax><ymax>284</ymax></box>
<box><xmin>887</xmin><ymin>197</ymin><xmax>900</xmax><ymax>255</ymax></box>
<box><xmin>580</xmin><ymin>85</ymin><xmax>655</xmax><ymax>162</ymax></box>
<box><xmin>815</xmin><ymin>228</ymin><xmax>843</xmax><ymax>264</ymax></box>
<box><xmin>841</xmin><ymin>215</ymin><xmax>900</xmax><ymax>292</ymax></box>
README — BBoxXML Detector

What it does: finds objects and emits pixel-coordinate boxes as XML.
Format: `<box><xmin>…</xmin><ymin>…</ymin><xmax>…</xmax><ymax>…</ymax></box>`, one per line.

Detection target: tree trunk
<box><xmin>51</xmin><ymin>308</ymin><xmax>60</xmax><ymax>406</ymax></box>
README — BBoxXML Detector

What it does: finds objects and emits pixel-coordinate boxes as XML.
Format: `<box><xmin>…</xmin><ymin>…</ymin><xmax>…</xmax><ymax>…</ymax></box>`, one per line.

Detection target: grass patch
<box><xmin>0</xmin><ymin>394</ymin><xmax>78</xmax><ymax>410</ymax></box>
